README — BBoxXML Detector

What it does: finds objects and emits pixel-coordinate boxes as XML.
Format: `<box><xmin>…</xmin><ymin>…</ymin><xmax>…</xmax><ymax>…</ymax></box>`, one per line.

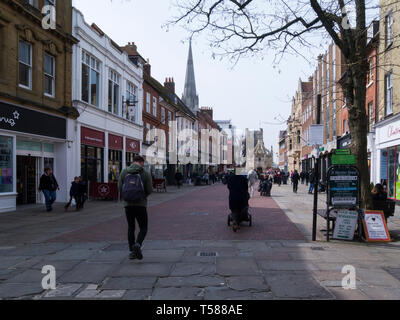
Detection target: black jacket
<box><xmin>227</xmin><ymin>175</ymin><xmax>249</xmax><ymax>211</ymax></box>
<box><xmin>69</xmin><ymin>182</ymin><xmax>80</xmax><ymax>197</ymax></box>
<box><xmin>39</xmin><ymin>174</ymin><xmax>58</xmax><ymax>191</ymax></box>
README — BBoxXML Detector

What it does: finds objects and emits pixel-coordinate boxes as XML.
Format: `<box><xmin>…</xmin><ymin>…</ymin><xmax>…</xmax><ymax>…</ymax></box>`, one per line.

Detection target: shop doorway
<box><xmin>17</xmin><ymin>155</ymin><xmax>39</xmax><ymax>205</ymax></box>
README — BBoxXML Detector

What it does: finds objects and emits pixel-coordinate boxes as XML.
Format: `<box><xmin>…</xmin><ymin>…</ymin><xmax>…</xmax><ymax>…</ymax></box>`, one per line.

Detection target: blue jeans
<box><xmin>309</xmin><ymin>183</ymin><xmax>315</xmax><ymax>193</ymax></box>
<box><xmin>43</xmin><ymin>190</ymin><xmax>57</xmax><ymax>211</ymax></box>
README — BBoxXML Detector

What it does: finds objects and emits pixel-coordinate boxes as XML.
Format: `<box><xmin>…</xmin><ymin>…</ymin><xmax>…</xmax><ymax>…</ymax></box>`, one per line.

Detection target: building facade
<box><xmin>71</xmin><ymin>8</ymin><xmax>143</xmax><ymax>191</ymax></box>
<box><xmin>0</xmin><ymin>0</ymin><xmax>78</xmax><ymax>212</ymax></box>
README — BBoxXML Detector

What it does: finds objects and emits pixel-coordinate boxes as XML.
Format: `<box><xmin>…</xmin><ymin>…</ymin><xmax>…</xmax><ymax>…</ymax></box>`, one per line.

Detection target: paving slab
<box><xmin>263</xmin><ymin>271</ymin><xmax>334</xmax><ymax>299</ymax></box>
<box><xmin>101</xmin><ymin>277</ymin><xmax>157</xmax><ymax>290</ymax></box>
<box><xmin>0</xmin><ymin>257</ymin><xmax>28</xmax><ymax>269</ymax></box>
<box><xmin>112</xmin><ymin>263</ymin><xmax>173</xmax><ymax>277</ymax></box>
<box><xmin>216</xmin><ymin>258</ymin><xmax>260</xmax><ymax>276</ymax></box>
<box><xmin>226</xmin><ymin>276</ymin><xmax>270</xmax><ymax>291</ymax></box>
<box><xmin>327</xmin><ymin>287</ymin><xmax>370</xmax><ymax>300</ymax></box>
<box><xmin>360</xmin><ymin>286</ymin><xmax>400</xmax><ymax>300</ymax></box>
<box><xmin>58</xmin><ymin>262</ymin><xmax>117</xmax><ymax>284</ymax></box>
<box><xmin>203</xmin><ymin>287</ymin><xmax>254</xmax><ymax>300</ymax></box>
<box><xmin>43</xmin><ymin>284</ymin><xmax>83</xmax><ymax>298</ymax></box>
<box><xmin>156</xmin><ymin>276</ymin><xmax>226</xmax><ymax>288</ymax></box>
<box><xmin>46</xmin><ymin>249</ymin><xmax>98</xmax><ymax>261</ymax></box>
<box><xmin>32</xmin><ymin>260</ymin><xmax>83</xmax><ymax>271</ymax></box>
<box><xmin>3</xmin><ymin>243</ymin><xmax>71</xmax><ymax>257</ymax></box>
<box><xmin>170</xmin><ymin>263</ymin><xmax>216</xmax><ymax>277</ymax></box>
<box><xmin>87</xmin><ymin>250</ymin><xmax>128</xmax><ymax>263</ymax></box>
<box><xmin>139</xmin><ymin>249</ymin><xmax>185</xmax><ymax>263</ymax></box>
<box><xmin>95</xmin><ymin>290</ymin><xmax>125</xmax><ymax>299</ymax></box>
<box><xmin>0</xmin><ymin>283</ymin><xmax>44</xmax><ymax>299</ymax></box>
<box><xmin>356</xmin><ymin>269</ymin><xmax>400</xmax><ymax>288</ymax></box>
<box><xmin>123</xmin><ymin>289</ymin><xmax>151</xmax><ymax>300</ymax></box>
<box><xmin>150</xmin><ymin>287</ymin><xmax>203</xmax><ymax>300</ymax></box>
<box><xmin>5</xmin><ymin>269</ymin><xmax>64</xmax><ymax>284</ymax></box>
<box><xmin>258</xmin><ymin>260</ymin><xmax>318</xmax><ymax>271</ymax></box>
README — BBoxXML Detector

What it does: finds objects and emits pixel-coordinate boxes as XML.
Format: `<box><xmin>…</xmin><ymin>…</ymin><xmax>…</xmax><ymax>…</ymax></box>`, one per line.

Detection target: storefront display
<box><xmin>108</xmin><ymin>134</ymin><xmax>123</xmax><ymax>182</ymax></box>
<box><xmin>0</xmin><ymin>136</ymin><xmax>13</xmax><ymax>193</ymax></box>
<box><xmin>81</xmin><ymin>127</ymin><xmax>105</xmax><ymax>184</ymax></box>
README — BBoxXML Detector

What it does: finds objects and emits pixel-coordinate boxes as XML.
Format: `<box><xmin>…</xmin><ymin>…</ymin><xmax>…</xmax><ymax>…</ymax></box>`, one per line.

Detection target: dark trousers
<box><xmin>125</xmin><ymin>206</ymin><xmax>148</xmax><ymax>250</ymax></box>
<box><xmin>65</xmin><ymin>196</ymin><xmax>81</xmax><ymax>210</ymax></box>
<box><xmin>293</xmin><ymin>182</ymin><xmax>298</xmax><ymax>193</ymax></box>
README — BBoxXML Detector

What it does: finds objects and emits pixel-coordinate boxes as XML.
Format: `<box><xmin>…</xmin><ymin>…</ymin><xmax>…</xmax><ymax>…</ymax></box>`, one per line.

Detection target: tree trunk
<box><xmin>347</xmin><ymin>63</ymin><xmax>373</xmax><ymax>209</ymax></box>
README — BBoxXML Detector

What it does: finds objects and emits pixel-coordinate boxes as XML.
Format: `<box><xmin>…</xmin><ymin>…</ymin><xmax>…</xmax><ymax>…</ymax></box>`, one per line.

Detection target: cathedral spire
<box><xmin>182</xmin><ymin>40</ymin><xmax>199</xmax><ymax>112</ymax></box>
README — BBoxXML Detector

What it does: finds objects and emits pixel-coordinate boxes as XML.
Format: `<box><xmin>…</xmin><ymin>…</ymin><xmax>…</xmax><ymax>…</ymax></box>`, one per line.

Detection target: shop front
<box><xmin>0</xmin><ymin>101</ymin><xmax>69</xmax><ymax>212</ymax></box>
<box><xmin>108</xmin><ymin>134</ymin><xmax>123</xmax><ymax>182</ymax></box>
<box><xmin>374</xmin><ymin>114</ymin><xmax>400</xmax><ymax>200</ymax></box>
<box><xmin>126</xmin><ymin>137</ymin><xmax>140</xmax><ymax>167</ymax></box>
<box><xmin>81</xmin><ymin>126</ymin><xmax>105</xmax><ymax>187</ymax></box>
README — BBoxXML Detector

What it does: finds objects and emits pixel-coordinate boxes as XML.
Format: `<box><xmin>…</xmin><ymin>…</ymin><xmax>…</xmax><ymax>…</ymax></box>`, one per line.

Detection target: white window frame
<box><xmin>126</xmin><ymin>81</ymin><xmax>137</xmax><ymax>123</ymax></box>
<box><xmin>81</xmin><ymin>50</ymin><xmax>100</xmax><ymax>106</ymax></box>
<box><xmin>161</xmin><ymin>107</ymin><xmax>166</xmax><ymax>124</ymax></box>
<box><xmin>152</xmin><ymin>96</ymin><xmax>157</xmax><ymax>116</ymax></box>
<box><xmin>386</xmin><ymin>12</ymin><xmax>393</xmax><ymax>48</ymax></box>
<box><xmin>108</xmin><ymin>69</ymin><xmax>121</xmax><ymax>116</ymax></box>
<box><xmin>385</xmin><ymin>71</ymin><xmax>393</xmax><ymax>116</ymax></box>
<box><xmin>19</xmin><ymin>40</ymin><xmax>32</xmax><ymax>90</ymax></box>
<box><xmin>44</xmin><ymin>53</ymin><xmax>55</xmax><ymax>97</ymax></box>
<box><xmin>146</xmin><ymin>93</ymin><xmax>150</xmax><ymax>113</ymax></box>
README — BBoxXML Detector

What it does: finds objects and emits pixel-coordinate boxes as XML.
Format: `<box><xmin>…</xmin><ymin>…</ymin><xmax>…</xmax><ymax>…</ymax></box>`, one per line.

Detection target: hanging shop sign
<box><xmin>108</xmin><ymin>134</ymin><xmax>123</xmax><ymax>150</ymax></box>
<box><xmin>362</xmin><ymin>210</ymin><xmax>391</xmax><ymax>242</ymax></box>
<box><xmin>126</xmin><ymin>138</ymin><xmax>140</xmax><ymax>153</ymax></box>
<box><xmin>333</xmin><ymin>209</ymin><xmax>359</xmax><ymax>241</ymax></box>
<box><xmin>0</xmin><ymin>102</ymin><xmax>66</xmax><ymax>139</ymax></box>
<box><xmin>328</xmin><ymin>165</ymin><xmax>360</xmax><ymax>207</ymax></box>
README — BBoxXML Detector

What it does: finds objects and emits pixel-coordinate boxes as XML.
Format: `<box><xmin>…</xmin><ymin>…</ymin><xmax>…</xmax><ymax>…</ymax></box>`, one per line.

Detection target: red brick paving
<box><xmin>48</xmin><ymin>184</ymin><xmax>305</xmax><ymax>242</ymax></box>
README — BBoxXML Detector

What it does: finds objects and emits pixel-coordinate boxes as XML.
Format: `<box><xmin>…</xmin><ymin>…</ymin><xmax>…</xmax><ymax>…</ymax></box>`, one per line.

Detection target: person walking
<box><xmin>292</xmin><ymin>170</ymin><xmax>300</xmax><ymax>193</ymax></box>
<box><xmin>78</xmin><ymin>176</ymin><xmax>87</xmax><ymax>209</ymax></box>
<box><xmin>118</xmin><ymin>155</ymin><xmax>153</xmax><ymax>260</ymax></box>
<box><xmin>64</xmin><ymin>177</ymin><xmax>81</xmax><ymax>211</ymax></box>
<box><xmin>308</xmin><ymin>168</ymin><xmax>315</xmax><ymax>194</ymax></box>
<box><xmin>248</xmin><ymin>169</ymin><xmax>258</xmax><ymax>198</ymax></box>
<box><xmin>175</xmin><ymin>170</ymin><xmax>183</xmax><ymax>189</ymax></box>
<box><xmin>38</xmin><ymin>167</ymin><xmax>59</xmax><ymax>212</ymax></box>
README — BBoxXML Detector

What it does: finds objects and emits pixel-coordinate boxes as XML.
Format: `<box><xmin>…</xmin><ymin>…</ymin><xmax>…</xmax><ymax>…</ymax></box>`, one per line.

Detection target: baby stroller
<box><xmin>259</xmin><ymin>180</ymin><xmax>272</xmax><ymax>197</ymax></box>
<box><xmin>227</xmin><ymin>175</ymin><xmax>253</xmax><ymax>232</ymax></box>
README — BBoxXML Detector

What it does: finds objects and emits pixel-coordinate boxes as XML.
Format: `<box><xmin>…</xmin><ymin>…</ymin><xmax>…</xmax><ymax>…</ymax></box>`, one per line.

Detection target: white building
<box><xmin>71</xmin><ymin>8</ymin><xmax>143</xmax><ymax>192</ymax></box>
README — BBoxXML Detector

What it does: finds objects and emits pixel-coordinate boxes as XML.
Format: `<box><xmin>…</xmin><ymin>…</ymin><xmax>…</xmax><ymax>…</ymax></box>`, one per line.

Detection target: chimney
<box><xmin>164</xmin><ymin>77</ymin><xmax>175</xmax><ymax>94</ymax></box>
<box><xmin>308</xmin><ymin>76</ymin><xmax>313</xmax><ymax>82</ymax></box>
<box><xmin>143</xmin><ymin>59</ymin><xmax>151</xmax><ymax>76</ymax></box>
<box><xmin>201</xmin><ymin>107</ymin><xmax>213</xmax><ymax>119</ymax></box>
<box><xmin>122</xmin><ymin>41</ymin><xmax>138</xmax><ymax>56</ymax></box>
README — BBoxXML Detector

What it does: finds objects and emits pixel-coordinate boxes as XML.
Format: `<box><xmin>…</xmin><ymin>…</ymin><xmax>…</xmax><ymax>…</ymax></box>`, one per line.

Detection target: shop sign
<box><xmin>126</xmin><ymin>138</ymin><xmax>140</xmax><ymax>153</ymax></box>
<box><xmin>328</xmin><ymin>166</ymin><xmax>359</xmax><ymax>207</ymax></box>
<box><xmin>81</xmin><ymin>127</ymin><xmax>105</xmax><ymax>148</ymax></box>
<box><xmin>0</xmin><ymin>102</ymin><xmax>66</xmax><ymax>139</ymax></box>
<box><xmin>332</xmin><ymin>154</ymin><xmax>356</xmax><ymax>165</ymax></box>
<box><xmin>335</xmin><ymin>149</ymin><xmax>351</xmax><ymax>155</ymax></box>
<box><xmin>333</xmin><ymin>209</ymin><xmax>359</xmax><ymax>240</ymax></box>
<box><xmin>362</xmin><ymin>211</ymin><xmax>391</xmax><ymax>242</ymax></box>
<box><xmin>108</xmin><ymin>134</ymin><xmax>123</xmax><ymax>150</ymax></box>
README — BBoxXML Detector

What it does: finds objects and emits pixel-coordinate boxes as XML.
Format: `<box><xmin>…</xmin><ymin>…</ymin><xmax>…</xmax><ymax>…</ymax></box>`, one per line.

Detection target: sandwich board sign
<box><xmin>328</xmin><ymin>165</ymin><xmax>359</xmax><ymax>207</ymax></box>
<box><xmin>333</xmin><ymin>209</ymin><xmax>359</xmax><ymax>241</ymax></box>
<box><xmin>362</xmin><ymin>210</ymin><xmax>391</xmax><ymax>242</ymax></box>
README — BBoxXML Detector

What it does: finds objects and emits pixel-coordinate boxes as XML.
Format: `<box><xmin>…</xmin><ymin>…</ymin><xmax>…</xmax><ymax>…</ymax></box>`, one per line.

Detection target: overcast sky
<box><xmin>72</xmin><ymin>0</ymin><xmax>325</xmax><ymax>163</ymax></box>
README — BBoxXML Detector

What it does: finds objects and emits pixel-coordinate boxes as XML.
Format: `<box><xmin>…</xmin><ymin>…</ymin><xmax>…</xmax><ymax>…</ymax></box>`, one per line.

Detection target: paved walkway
<box><xmin>1</xmin><ymin>182</ymin><xmax>400</xmax><ymax>300</ymax></box>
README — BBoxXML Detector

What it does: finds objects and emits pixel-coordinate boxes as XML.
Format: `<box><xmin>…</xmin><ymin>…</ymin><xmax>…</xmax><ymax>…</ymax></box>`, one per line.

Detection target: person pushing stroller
<box><xmin>227</xmin><ymin>174</ymin><xmax>251</xmax><ymax>232</ymax></box>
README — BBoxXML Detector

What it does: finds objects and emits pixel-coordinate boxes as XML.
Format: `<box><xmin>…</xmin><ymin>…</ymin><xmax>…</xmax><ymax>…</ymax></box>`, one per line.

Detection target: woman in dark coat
<box><xmin>227</xmin><ymin>175</ymin><xmax>250</xmax><ymax>231</ymax></box>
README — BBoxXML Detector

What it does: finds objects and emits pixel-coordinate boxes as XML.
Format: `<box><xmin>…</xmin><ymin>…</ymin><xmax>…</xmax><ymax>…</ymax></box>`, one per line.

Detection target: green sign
<box><xmin>328</xmin><ymin>166</ymin><xmax>359</xmax><ymax>207</ymax></box>
<box><xmin>332</xmin><ymin>154</ymin><xmax>355</xmax><ymax>165</ymax></box>
<box><xmin>334</xmin><ymin>149</ymin><xmax>351</xmax><ymax>155</ymax></box>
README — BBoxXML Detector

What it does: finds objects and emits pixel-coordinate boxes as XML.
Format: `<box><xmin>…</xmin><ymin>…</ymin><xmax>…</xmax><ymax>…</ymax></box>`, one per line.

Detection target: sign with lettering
<box><xmin>333</xmin><ymin>210</ymin><xmax>359</xmax><ymax>240</ymax></box>
<box><xmin>0</xmin><ymin>102</ymin><xmax>66</xmax><ymax>139</ymax></box>
<box><xmin>332</xmin><ymin>154</ymin><xmax>356</xmax><ymax>165</ymax></box>
<box><xmin>81</xmin><ymin>127</ymin><xmax>105</xmax><ymax>148</ymax></box>
<box><xmin>363</xmin><ymin>211</ymin><xmax>391</xmax><ymax>242</ymax></box>
<box><xmin>126</xmin><ymin>138</ymin><xmax>140</xmax><ymax>153</ymax></box>
<box><xmin>328</xmin><ymin>166</ymin><xmax>359</xmax><ymax>207</ymax></box>
<box><xmin>108</xmin><ymin>134</ymin><xmax>123</xmax><ymax>150</ymax></box>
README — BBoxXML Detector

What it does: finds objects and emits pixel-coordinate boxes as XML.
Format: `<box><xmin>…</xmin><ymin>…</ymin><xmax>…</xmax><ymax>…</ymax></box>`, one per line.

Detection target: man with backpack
<box><xmin>118</xmin><ymin>155</ymin><xmax>153</xmax><ymax>260</ymax></box>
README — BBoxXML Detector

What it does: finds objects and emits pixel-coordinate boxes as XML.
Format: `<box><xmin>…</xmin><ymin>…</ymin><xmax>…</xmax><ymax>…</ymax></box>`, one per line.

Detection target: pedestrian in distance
<box><xmin>78</xmin><ymin>176</ymin><xmax>87</xmax><ymax>209</ymax></box>
<box><xmin>175</xmin><ymin>170</ymin><xmax>183</xmax><ymax>189</ymax></box>
<box><xmin>247</xmin><ymin>169</ymin><xmax>258</xmax><ymax>198</ymax></box>
<box><xmin>38</xmin><ymin>167</ymin><xmax>59</xmax><ymax>212</ymax></box>
<box><xmin>292</xmin><ymin>170</ymin><xmax>300</xmax><ymax>193</ymax></box>
<box><xmin>64</xmin><ymin>177</ymin><xmax>82</xmax><ymax>211</ymax></box>
<box><xmin>305</xmin><ymin>171</ymin><xmax>310</xmax><ymax>186</ymax></box>
<box><xmin>308</xmin><ymin>168</ymin><xmax>315</xmax><ymax>194</ymax></box>
<box><xmin>118</xmin><ymin>155</ymin><xmax>153</xmax><ymax>260</ymax></box>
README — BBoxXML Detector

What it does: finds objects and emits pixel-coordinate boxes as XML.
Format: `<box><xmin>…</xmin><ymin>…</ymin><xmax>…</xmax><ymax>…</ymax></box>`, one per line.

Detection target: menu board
<box><xmin>0</xmin><ymin>136</ymin><xmax>13</xmax><ymax>193</ymax></box>
<box><xmin>363</xmin><ymin>211</ymin><xmax>391</xmax><ymax>242</ymax></box>
<box><xmin>333</xmin><ymin>210</ymin><xmax>359</xmax><ymax>241</ymax></box>
<box><xmin>328</xmin><ymin>166</ymin><xmax>359</xmax><ymax>207</ymax></box>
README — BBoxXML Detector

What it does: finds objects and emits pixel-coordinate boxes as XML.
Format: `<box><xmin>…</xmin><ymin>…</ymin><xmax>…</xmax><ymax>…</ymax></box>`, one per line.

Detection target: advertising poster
<box><xmin>333</xmin><ymin>210</ymin><xmax>359</xmax><ymax>241</ymax></box>
<box><xmin>363</xmin><ymin>211</ymin><xmax>391</xmax><ymax>242</ymax></box>
<box><xmin>328</xmin><ymin>166</ymin><xmax>359</xmax><ymax>207</ymax></box>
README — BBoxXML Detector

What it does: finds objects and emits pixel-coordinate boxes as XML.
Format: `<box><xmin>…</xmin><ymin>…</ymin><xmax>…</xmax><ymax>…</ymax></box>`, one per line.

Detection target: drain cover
<box><xmin>197</xmin><ymin>252</ymin><xmax>218</xmax><ymax>257</ymax></box>
<box><xmin>311</xmin><ymin>247</ymin><xmax>325</xmax><ymax>251</ymax></box>
<box><xmin>190</xmin><ymin>212</ymin><xmax>209</xmax><ymax>216</ymax></box>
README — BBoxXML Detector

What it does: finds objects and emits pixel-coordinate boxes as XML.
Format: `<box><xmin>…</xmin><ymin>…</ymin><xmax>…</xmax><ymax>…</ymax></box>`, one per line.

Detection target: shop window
<box><xmin>108</xmin><ymin>69</ymin><xmax>120</xmax><ymax>115</ymax></box>
<box><xmin>0</xmin><ymin>136</ymin><xmax>14</xmax><ymax>193</ymax></box>
<box><xmin>16</xmin><ymin>140</ymin><xmax>41</xmax><ymax>152</ymax></box>
<box><xmin>81</xmin><ymin>51</ymin><xmax>100</xmax><ymax>106</ymax></box>
<box><xmin>81</xmin><ymin>145</ymin><xmax>104</xmax><ymax>183</ymax></box>
<box><xmin>388</xmin><ymin>147</ymin><xmax>396</xmax><ymax>199</ymax></box>
<box><xmin>108</xmin><ymin>149</ymin><xmax>122</xmax><ymax>182</ymax></box>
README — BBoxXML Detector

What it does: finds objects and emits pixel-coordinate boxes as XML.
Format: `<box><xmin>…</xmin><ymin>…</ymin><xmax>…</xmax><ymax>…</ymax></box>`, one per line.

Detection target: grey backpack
<box><xmin>122</xmin><ymin>173</ymin><xmax>145</xmax><ymax>202</ymax></box>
